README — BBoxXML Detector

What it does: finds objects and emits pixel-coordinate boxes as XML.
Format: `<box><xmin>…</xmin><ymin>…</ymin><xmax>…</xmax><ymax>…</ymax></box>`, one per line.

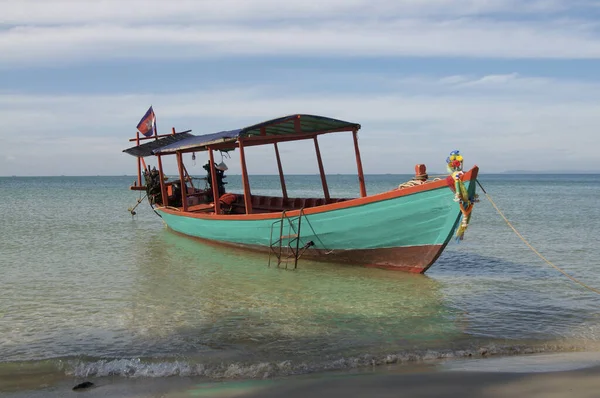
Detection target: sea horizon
<box><xmin>2</xmin><ymin>171</ymin><xmax>600</xmax><ymax>178</ymax></box>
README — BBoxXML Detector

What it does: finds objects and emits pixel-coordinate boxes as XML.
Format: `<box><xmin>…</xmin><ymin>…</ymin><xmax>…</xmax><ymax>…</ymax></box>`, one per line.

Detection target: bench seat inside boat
<box><xmin>233</xmin><ymin>195</ymin><xmax>350</xmax><ymax>213</ymax></box>
<box><xmin>187</xmin><ymin>203</ymin><xmax>215</xmax><ymax>213</ymax></box>
<box><xmin>183</xmin><ymin>194</ymin><xmax>351</xmax><ymax>214</ymax></box>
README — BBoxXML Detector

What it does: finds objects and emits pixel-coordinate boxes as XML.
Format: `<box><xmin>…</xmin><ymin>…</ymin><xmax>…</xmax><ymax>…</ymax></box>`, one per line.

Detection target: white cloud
<box><xmin>1</xmin><ymin>74</ymin><xmax>599</xmax><ymax>176</ymax></box>
<box><xmin>2</xmin><ymin>1</ymin><xmax>597</xmax><ymax>175</ymax></box>
<box><xmin>0</xmin><ymin>0</ymin><xmax>580</xmax><ymax>25</ymax></box>
<box><xmin>1</xmin><ymin>0</ymin><xmax>600</xmax><ymax>65</ymax></box>
<box><xmin>387</xmin><ymin>73</ymin><xmax>600</xmax><ymax>102</ymax></box>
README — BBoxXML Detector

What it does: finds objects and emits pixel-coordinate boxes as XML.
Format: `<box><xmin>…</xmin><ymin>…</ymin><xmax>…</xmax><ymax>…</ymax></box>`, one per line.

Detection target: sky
<box><xmin>1</xmin><ymin>0</ymin><xmax>600</xmax><ymax>176</ymax></box>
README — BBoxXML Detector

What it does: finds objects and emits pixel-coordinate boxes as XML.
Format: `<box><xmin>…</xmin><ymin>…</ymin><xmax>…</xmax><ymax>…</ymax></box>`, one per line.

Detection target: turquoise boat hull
<box><xmin>156</xmin><ymin>168</ymin><xmax>478</xmax><ymax>273</ymax></box>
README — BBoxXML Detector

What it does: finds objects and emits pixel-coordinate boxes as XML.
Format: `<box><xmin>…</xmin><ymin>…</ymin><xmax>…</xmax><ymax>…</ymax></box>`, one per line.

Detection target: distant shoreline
<box><xmin>2</xmin><ymin>172</ymin><xmax>599</xmax><ymax>178</ymax></box>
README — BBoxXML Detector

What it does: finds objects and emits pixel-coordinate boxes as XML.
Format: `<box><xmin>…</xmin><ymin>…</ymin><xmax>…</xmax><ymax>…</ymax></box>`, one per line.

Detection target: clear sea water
<box><xmin>1</xmin><ymin>174</ymin><xmax>599</xmax><ymax>387</ymax></box>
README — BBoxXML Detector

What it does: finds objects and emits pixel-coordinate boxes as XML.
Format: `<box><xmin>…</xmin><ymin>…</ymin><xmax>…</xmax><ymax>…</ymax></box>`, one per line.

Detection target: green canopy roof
<box><xmin>240</xmin><ymin>114</ymin><xmax>360</xmax><ymax>137</ymax></box>
<box><xmin>152</xmin><ymin>114</ymin><xmax>361</xmax><ymax>155</ymax></box>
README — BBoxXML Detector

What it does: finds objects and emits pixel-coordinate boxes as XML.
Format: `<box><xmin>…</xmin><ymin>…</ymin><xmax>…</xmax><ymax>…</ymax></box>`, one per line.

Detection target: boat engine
<box><xmin>143</xmin><ymin>167</ymin><xmax>163</xmax><ymax>205</ymax></box>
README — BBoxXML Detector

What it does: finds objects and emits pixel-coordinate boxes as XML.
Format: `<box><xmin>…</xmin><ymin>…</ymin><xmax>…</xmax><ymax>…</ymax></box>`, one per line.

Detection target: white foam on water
<box><xmin>63</xmin><ymin>343</ymin><xmax>595</xmax><ymax>379</ymax></box>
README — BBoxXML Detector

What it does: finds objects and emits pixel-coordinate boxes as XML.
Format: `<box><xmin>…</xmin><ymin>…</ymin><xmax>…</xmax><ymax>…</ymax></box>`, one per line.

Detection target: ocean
<box><xmin>1</xmin><ymin>174</ymin><xmax>599</xmax><ymax>392</ymax></box>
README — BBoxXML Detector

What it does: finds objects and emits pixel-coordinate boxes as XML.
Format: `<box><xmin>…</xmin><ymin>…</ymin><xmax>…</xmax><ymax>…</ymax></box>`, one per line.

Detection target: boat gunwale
<box><xmin>156</xmin><ymin>166</ymin><xmax>479</xmax><ymax>221</ymax></box>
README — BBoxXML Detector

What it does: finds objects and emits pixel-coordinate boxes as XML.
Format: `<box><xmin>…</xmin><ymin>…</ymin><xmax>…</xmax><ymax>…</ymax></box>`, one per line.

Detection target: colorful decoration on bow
<box><xmin>446</xmin><ymin>150</ymin><xmax>464</xmax><ymax>175</ymax></box>
<box><xmin>445</xmin><ymin>150</ymin><xmax>477</xmax><ymax>240</ymax></box>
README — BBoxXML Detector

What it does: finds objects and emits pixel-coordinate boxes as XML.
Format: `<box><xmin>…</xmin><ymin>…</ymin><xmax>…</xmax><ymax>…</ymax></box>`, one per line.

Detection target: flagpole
<box><xmin>136</xmin><ymin>131</ymin><xmax>142</xmax><ymax>187</ymax></box>
<box><xmin>153</xmin><ymin>107</ymin><xmax>158</xmax><ymax>139</ymax></box>
<box><xmin>152</xmin><ymin>107</ymin><xmax>169</xmax><ymax>207</ymax></box>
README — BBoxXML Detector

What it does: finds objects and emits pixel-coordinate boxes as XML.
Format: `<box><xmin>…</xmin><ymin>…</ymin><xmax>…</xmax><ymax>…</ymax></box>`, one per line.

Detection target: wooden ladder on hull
<box><xmin>268</xmin><ymin>209</ymin><xmax>313</xmax><ymax>269</ymax></box>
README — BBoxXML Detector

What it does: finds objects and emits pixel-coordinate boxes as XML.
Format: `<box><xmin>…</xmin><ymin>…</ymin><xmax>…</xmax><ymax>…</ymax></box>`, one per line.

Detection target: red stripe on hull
<box><xmin>298</xmin><ymin>245</ymin><xmax>445</xmax><ymax>274</ymax></box>
<box><xmin>167</xmin><ymin>229</ymin><xmax>444</xmax><ymax>274</ymax></box>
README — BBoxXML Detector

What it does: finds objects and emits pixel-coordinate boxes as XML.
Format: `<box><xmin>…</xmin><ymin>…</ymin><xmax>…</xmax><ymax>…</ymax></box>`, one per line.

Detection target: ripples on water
<box><xmin>0</xmin><ymin>174</ymin><xmax>599</xmax><ymax>380</ymax></box>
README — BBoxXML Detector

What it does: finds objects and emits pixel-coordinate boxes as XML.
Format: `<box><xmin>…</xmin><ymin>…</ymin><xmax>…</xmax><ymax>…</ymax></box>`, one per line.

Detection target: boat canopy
<box><xmin>153</xmin><ymin>114</ymin><xmax>361</xmax><ymax>155</ymax></box>
<box><xmin>124</xmin><ymin>112</ymin><xmax>368</xmax><ymax>210</ymax></box>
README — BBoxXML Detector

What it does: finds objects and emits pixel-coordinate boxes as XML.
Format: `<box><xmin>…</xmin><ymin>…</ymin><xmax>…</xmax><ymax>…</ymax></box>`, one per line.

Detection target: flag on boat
<box><xmin>136</xmin><ymin>106</ymin><xmax>156</xmax><ymax>137</ymax></box>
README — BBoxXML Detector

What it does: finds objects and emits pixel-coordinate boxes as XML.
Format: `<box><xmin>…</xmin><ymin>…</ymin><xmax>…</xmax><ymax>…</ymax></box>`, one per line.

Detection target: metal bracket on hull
<box><xmin>268</xmin><ymin>209</ymin><xmax>314</xmax><ymax>269</ymax></box>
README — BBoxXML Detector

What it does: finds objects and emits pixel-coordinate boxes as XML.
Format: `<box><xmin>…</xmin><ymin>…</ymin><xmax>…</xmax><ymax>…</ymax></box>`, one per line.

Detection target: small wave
<box><xmin>63</xmin><ymin>342</ymin><xmax>596</xmax><ymax>379</ymax></box>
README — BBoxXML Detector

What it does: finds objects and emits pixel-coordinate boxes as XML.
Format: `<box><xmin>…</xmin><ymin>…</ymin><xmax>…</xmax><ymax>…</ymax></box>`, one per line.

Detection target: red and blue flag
<box><xmin>136</xmin><ymin>106</ymin><xmax>156</xmax><ymax>137</ymax></box>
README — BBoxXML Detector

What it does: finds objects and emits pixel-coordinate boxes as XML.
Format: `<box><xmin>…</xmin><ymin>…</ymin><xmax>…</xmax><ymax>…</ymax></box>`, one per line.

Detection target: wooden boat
<box><xmin>124</xmin><ymin>114</ymin><xmax>478</xmax><ymax>273</ymax></box>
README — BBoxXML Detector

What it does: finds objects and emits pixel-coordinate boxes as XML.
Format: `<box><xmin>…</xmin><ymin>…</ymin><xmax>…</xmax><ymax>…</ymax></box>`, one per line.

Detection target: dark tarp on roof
<box><xmin>153</xmin><ymin>114</ymin><xmax>360</xmax><ymax>155</ymax></box>
<box><xmin>123</xmin><ymin>132</ymin><xmax>194</xmax><ymax>157</ymax></box>
<box><xmin>153</xmin><ymin>129</ymin><xmax>241</xmax><ymax>155</ymax></box>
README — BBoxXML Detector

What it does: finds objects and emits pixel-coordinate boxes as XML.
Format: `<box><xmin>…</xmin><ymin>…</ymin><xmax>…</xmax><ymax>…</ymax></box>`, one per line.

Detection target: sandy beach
<box><xmin>217</xmin><ymin>362</ymin><xmax>600</xmax><ymax>398</ymax></box>
<box><xmin>4</xmin><ymin>352</ymin><xmax>600</xmax><ymax>398</ymax></box>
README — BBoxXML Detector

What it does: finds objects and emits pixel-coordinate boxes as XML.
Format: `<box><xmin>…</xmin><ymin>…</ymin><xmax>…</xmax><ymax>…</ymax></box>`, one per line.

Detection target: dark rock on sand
<box><xmin>72</xmin><ymin>381</ymin><xmax>94</xmax><ymax>391</ymax></box>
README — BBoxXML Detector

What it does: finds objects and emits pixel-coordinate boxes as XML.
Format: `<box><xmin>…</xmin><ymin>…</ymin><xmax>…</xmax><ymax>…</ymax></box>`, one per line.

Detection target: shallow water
<box><xmin>1</xmin><ymin>174</ymin><xmax>599</xmax><ymax>384</ymax></box>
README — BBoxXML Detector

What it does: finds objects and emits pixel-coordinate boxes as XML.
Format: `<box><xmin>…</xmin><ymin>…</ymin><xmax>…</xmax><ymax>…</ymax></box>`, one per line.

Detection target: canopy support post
<box><xmin>153</xmin><ymin>124</ymin><xmax>168</xmax><ymax>207</ymax></box>
<box><xmin>208</xmin><ymin>148</ymin><xmax>221</xmax><ymax>214</ymax></box>
<box><xmin>239</xmin><ymin>139</ymin><xmax>253</xmax><ymax>214</ymax></box>
<box><xmin>352</xmin><ymin>129</ymin><xmax>367</xmax><ymax>197</ymax></box>
<box><xmin>176</xmin><ymin>151</ymin><xmax>188</xmax><ymax>211</ymax></box>
<box><xmin>156</xmin><ymin>155</ymin><xmax>168</xmax><ymax>207</ymax></box>
<box><xmin>313</xmin><ymin>136</ymin><xmax>330</xmax><ymax>203</ymax></box>
<box><xmin>182</xmin><ymin>163</ymin><xmax>194</xmax><ymax>189</ymax></box>
<box><xmin>274</xmin><ymin>143</ymin><xmax>287</xmax><ymax>200</ymax></box>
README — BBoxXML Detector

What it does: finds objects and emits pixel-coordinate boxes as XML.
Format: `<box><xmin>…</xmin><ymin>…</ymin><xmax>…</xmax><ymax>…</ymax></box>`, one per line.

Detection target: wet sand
<box><xmin>4</xmin><ymin>352</ymin><xmax>600</xmax><ymax>398</ymax></box>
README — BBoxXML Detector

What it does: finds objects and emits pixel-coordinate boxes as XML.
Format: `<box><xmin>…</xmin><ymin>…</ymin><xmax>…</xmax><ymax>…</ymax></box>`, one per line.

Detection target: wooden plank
<box><xmin>274</xmin><ymin>143</ymin><xmax>288</xmax><ymax>199</ymax></box>
<box><xmin>208</xmin><ymin>148</ymin><xmax>221</xmax><ymax>214</ymax></box>
<box><xmin>239</xmin><ymin>139</ymin><xmax>253</xmax><ymax>214</ymax></box>
<box><xmin>187</xmin><ymin>203</ymin><xmax>215</xmax><ymax>212</ymax></box>
<box><xmin>128</xmin><ymin>130</ymin><xmax>191</xmax><ymax>142</ymax></box>
<box><xmin>353</xmin><ymin>129</ymin><xmax>367</xmax><ymax>197</ymax></box>
<box><xmin>176</xmin><ymin>152</ymin><xmax>188</xmax><ymax>212</ymax></box>
<box><xmin>313</xmin><ymin>136</ymin><xmax>330</xmax><ymax>203</ymax></box>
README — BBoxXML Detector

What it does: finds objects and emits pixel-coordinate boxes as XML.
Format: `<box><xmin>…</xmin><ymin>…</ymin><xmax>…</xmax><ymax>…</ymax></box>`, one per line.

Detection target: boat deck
<box><xmin>183</xmin><ymin>194</ymin><xmax>352</xmax><ymax>214</ymax></box>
